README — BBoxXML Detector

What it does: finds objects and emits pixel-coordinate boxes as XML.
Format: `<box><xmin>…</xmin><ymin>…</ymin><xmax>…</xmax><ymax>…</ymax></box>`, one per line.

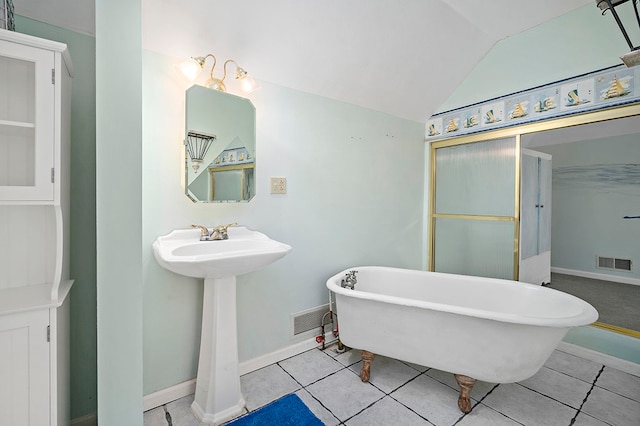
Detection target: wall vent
<box><xmin>614</xmin><ymin>258</ymin><xmax>632</xmax><ymax>271</ymax></box>
<box><xmin>291</xmin><ymin>304</ymin><xmax>330</xmax><ymax>336</ymax></box>
<box><xmin>597</xmin><ymin>256</ymin><xmax>632</xmax><ymax>271</ymax></box>
<box><xmin>598</xmin><ymin>256</ymin><xmax>614</xmax><ymax>269</ymax></box>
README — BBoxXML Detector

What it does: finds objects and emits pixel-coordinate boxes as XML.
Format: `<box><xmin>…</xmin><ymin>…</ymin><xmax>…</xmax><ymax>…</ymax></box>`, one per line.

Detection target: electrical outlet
<box><xmin>270</xmin><ymin>177</ymin><xmax>287</xmax><ymax>194</ymax></box>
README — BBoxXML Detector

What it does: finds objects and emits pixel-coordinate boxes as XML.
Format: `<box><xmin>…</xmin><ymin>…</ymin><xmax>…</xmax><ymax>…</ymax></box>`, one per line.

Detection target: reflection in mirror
<box><xmin>185</xmin><ymin>85</ymin><xmax>256</xmax><ymax>202</ymax></box>
<box><xmin>521</xmin><ymin>114</ymin><xmax>640</xmax><ymax>337</ymax></box>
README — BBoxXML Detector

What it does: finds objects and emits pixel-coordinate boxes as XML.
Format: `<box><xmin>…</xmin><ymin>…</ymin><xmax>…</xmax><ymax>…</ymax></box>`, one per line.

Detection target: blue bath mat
<box><xmin>227</xmin><ymin>393</ymin><xmax>323</xmax><ymax>426</ymax></box>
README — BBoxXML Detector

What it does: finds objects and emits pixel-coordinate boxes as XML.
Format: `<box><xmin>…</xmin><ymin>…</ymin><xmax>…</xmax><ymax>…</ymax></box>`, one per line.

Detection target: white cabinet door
<box><xmin>0</xmin><ymin>310</ymin><xmax>50</xmax><ymax>426</ymax></box>
<box><xmin>0</xmin><ymin>39</ymin><xmax>55</xmax><ymax>201</ymax></box>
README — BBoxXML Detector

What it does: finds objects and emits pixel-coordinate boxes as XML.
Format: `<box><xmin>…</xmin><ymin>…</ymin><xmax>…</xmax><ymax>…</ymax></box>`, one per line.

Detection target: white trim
<box><xmin>557</xmin><ymin>341</ymin><xmax>640</xmax><ymax>376</ymax></box>
<box><xmin>142</xmin><ymin>331</ymin><xmax>333</xmax><ymax>411</ymax></box>
<box><xmin>239</xmin><ymin>331</ymin><xmax>334</xmax><ymax>376</ymax></box>
<box><xmin>70</xmin><ymin>413</ymin><xmax>97</xmax><ymax>426</ymax></box>
<box><xmin>143</xmin><ymin>378</ymin><xmax>196</xmax><ymax>412</ymax></box>
<box><xmin>0</xmin><ymin>29</ymin><xmax>68</xmax><ymax>53</ymax></box>
<box><xmin>552</xmin><ymin>267</ymin><xmax>640</xmax><ymax>287</ymax></box>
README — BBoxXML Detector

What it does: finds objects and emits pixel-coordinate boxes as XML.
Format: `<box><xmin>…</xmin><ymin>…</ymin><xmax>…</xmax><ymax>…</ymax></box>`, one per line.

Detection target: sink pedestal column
<box><xmin>191</xmin><ymin>276</ymin><xmax>246</xmax><ymax>424</ymax></box>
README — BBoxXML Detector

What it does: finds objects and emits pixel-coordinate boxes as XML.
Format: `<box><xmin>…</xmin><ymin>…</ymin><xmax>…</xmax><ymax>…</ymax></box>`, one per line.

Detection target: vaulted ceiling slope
<box><xmin>16</xmin><ymin>0</ymin><xmax>593</xmax><ymax>122</ymax></box>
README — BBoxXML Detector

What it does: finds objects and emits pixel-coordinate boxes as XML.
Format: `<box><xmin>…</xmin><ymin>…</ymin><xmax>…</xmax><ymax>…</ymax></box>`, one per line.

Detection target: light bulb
<box><xmin>238</xmin><ymin>75</ymin><xmax>258</xmax><ymax>94</ymax></box>
<box><xmin>175</xmin><ymin>59</ymin><xmax>202</xmax><ymax>82</ymax></box>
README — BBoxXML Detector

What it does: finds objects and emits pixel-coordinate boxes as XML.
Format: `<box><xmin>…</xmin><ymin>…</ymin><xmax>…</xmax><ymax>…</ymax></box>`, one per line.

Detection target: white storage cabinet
<box><xmin>0</xmin><ymin>29</ymin><xmax>73</xmax><ymax>426</ymax></box>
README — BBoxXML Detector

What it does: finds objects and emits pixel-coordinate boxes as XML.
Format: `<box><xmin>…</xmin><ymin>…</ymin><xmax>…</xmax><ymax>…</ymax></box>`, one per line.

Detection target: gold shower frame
<box><xmin>208</xmin><ymin>163</ymin><xmax>254</xmax><ymax>201</ymax></box>
<box><xmin>427</xmin><ymin>103</ymin><xmax>640</xmax><ymax>338</ymax></box>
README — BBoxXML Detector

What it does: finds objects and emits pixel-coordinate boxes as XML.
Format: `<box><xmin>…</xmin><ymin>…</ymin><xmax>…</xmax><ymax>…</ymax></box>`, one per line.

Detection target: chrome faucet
<box><xmin>341</xmin><ymin>270</ymin><xmax>358</xmax><ymax>290</ymax></box>
<box><xmin>191</xmin><ymin>222</ymin><xmax>237</xmax><ymax>241</ymax></box>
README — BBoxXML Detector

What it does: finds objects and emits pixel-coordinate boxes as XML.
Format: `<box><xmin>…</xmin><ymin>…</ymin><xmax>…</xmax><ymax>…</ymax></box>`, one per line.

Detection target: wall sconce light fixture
<box><xmin>176</xmin><ymin>53</ymin><xmax>259</xmax><ymax>94</ymax></box>
<box><xmin>596</xmin><ymin>0</ymin><xmax>640</xmax><ymax>67</ymax></box>
<box><xmin>185</xmin><ymin>131</ymin><xmax>216</xmax><ymax>173</ymax></box>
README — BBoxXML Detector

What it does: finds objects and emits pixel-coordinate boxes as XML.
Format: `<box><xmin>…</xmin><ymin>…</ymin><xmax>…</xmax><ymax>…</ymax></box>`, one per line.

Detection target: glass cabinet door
<box><xmin>0</xmin><ymin>40</ymin><xmax>55</xmax><ymax>201</ymax></box>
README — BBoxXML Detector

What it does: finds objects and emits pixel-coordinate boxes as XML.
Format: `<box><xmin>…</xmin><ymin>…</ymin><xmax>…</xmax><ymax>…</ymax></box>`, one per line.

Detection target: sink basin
<box><xmin>153</xmin><ymin>226</ymin><xmax>292</xmax><ymax>279</ymax></box>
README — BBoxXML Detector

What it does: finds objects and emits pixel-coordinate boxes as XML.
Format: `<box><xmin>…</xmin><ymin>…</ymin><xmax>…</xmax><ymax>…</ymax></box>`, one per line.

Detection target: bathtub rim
<box><xmin>326</xmin><ymin>266</ymin><xmax>598</xmax><ymax>328</ymax></box>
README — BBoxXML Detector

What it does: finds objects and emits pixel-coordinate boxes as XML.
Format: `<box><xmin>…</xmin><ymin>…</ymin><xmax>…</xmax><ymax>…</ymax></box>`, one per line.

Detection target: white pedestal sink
<box><xmin>153</xmin><ymin>226</ymin><xmax>292</xmax><ymax>424</ymax></box>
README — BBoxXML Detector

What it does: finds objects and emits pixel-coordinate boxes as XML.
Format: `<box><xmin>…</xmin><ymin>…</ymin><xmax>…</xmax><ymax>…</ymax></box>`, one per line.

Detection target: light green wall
<box><xmin>141</xmin><ymin>50</ymin><xmax>425</xmax><ymax>393</ymax></box>
<box><xmin>96</xmin><ymin>0</ymin><xmax>144</xmax><ymax>424</ymax></box>
<box><xmin>14</xmin><ymin>15</ymin><xmax>97</xmax><ymax>420</ymax></box>
<box><xmin>437</xmin><ymin>4</ymin><xmax>637</xmax><ymax>113</ymax></box>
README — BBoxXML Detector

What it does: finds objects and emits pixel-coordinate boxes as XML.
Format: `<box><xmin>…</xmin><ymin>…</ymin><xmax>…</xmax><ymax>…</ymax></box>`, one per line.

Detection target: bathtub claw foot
<box><xmin>454</xmin><ymin>374</ymin><xmax>476</xmax><ymax>413</ymax></box>
<box><xmin>360</xmin><ymin>350</ymin><xmax>375</xmax><ymax>382</ymax></box>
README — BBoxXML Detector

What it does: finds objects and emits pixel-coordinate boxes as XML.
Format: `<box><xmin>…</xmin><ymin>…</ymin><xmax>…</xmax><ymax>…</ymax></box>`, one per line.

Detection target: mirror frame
<box><xmin>428</xmin><ymin>103</ymin><xmax>640</xmax><ymax>339</ymax></box>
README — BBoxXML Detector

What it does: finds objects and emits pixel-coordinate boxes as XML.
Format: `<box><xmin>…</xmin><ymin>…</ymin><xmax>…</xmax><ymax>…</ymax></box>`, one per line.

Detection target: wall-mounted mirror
<box><xmin>520</xmin><ymin>111</ymin><xmax>640</xmax><ymax>339</ymax></box>
<box><xmin>185</xmin><ymin>85</ymin><xmax>256</xmax><ymax>202</ymax></box>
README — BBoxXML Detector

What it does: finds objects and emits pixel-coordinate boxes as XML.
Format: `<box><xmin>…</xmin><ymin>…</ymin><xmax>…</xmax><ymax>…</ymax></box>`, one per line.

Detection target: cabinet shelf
<box><xmin>0</xmin><ymin>280</ymin><xmax>73</xmax><ymax>316</ymax></box>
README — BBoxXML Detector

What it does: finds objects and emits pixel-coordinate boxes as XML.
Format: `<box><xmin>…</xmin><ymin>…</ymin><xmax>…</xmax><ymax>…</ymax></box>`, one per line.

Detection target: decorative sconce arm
<box><xmin>199</xmin><ymin>54</ymin><xmax>218</xmax><ymax>80</ymax></box>
<box><xmin>221</xmin><ymin>59</ymin><xmax>243</xmax><ymax>80</ymax></box>
<box><xmin>192</xmin><ymin>53</ymin><xmax>217</xmax><ymax>69</ymax></box>
<box><xmin>222</xmin><ymin>59</ymin><xmax>258</xmax><ymax>94</ymax></box>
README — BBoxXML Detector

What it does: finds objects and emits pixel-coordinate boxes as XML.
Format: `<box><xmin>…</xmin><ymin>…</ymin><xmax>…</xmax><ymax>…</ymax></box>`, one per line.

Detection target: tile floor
<box><xmin>144</xmin><ymin>344</ymin><xmax>640</xmax><ymax>426</ymax></box>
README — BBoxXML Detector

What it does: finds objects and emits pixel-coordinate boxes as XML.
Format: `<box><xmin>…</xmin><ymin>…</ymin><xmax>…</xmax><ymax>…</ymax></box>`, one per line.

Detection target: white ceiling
<box><xmin>15</xmin><ymin>0</ymin><xmax>594</xmax><ymax>122</ymax></box>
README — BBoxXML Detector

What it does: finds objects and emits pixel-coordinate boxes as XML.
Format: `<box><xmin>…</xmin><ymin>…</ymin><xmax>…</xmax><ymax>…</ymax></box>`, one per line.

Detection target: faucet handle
<box><xmin>219</xmin><ymin>222</ymin><xmax>237</xmax><ymax>231</ymax></box>
<box><xmin>211</xmin><ymin>222</ymin><xmax>237</xmax><ymax>240</ymax></box>
<box><xmin>191</xmin><ymin>224</ymin><xmax>210</xmax><ymax>237</ymax></box>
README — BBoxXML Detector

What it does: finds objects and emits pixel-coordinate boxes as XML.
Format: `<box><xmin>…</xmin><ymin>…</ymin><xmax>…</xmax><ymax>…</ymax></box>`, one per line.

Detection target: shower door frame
<box><xmin>427</xmin><ymin>103</ymin><xmax>640</xmax><ymax>283</ymax></box>
<box><xmin>429</xmin><ymin>134</ymin><xmax>522</xmax><ymax>280</ymax></box>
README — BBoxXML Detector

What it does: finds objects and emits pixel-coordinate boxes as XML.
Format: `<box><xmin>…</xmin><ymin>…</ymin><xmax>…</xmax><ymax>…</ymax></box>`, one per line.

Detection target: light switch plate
<box><xmin>270</xmin><ymin>177</ymin><xmax>287</xmax><ymax>194</ymax></box>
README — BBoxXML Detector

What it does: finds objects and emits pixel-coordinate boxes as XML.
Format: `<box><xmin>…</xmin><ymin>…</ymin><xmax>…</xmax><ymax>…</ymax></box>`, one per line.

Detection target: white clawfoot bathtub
<box><xmin>326</xmin><ymin>266</ymin><xmax>598</xmax><ymax>412</ymax></box>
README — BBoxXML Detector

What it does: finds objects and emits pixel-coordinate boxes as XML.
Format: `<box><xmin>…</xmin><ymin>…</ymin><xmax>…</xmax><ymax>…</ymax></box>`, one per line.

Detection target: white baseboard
<box><xmin>70</xmin><ymin>413</ymin><xmax>97</xmax><ymax>426</ymax></box>
<box><xmin>552</xmin><ymin>267</ymin><xmax>640</xmax><ymax>286</ymax></box>
<box><xmin>143</xmin><ymin>378</ymin><xmax>196</xmax><ymax>411</ymax></box>
<box><xmin>142</xmin><ymin>331</ymin><xmax>333</xmax><ymax>411</ymax></box>
<box><xmin>239</xmin><ymin>331</ymin><xmax>334</xmax><ymax>376</ymax></box>
<box><xmin>557</xmin><ymin>341</ymin><xmax>640</xmax><ymax>376</ymax></box>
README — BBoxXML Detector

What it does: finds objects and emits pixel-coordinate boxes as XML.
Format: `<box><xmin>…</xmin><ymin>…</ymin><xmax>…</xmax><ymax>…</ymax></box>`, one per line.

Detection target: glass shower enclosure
<box><xmin>429</xmin><ymin>136</ymin><xmax>521</xmax><ymax>281</ymax></box>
